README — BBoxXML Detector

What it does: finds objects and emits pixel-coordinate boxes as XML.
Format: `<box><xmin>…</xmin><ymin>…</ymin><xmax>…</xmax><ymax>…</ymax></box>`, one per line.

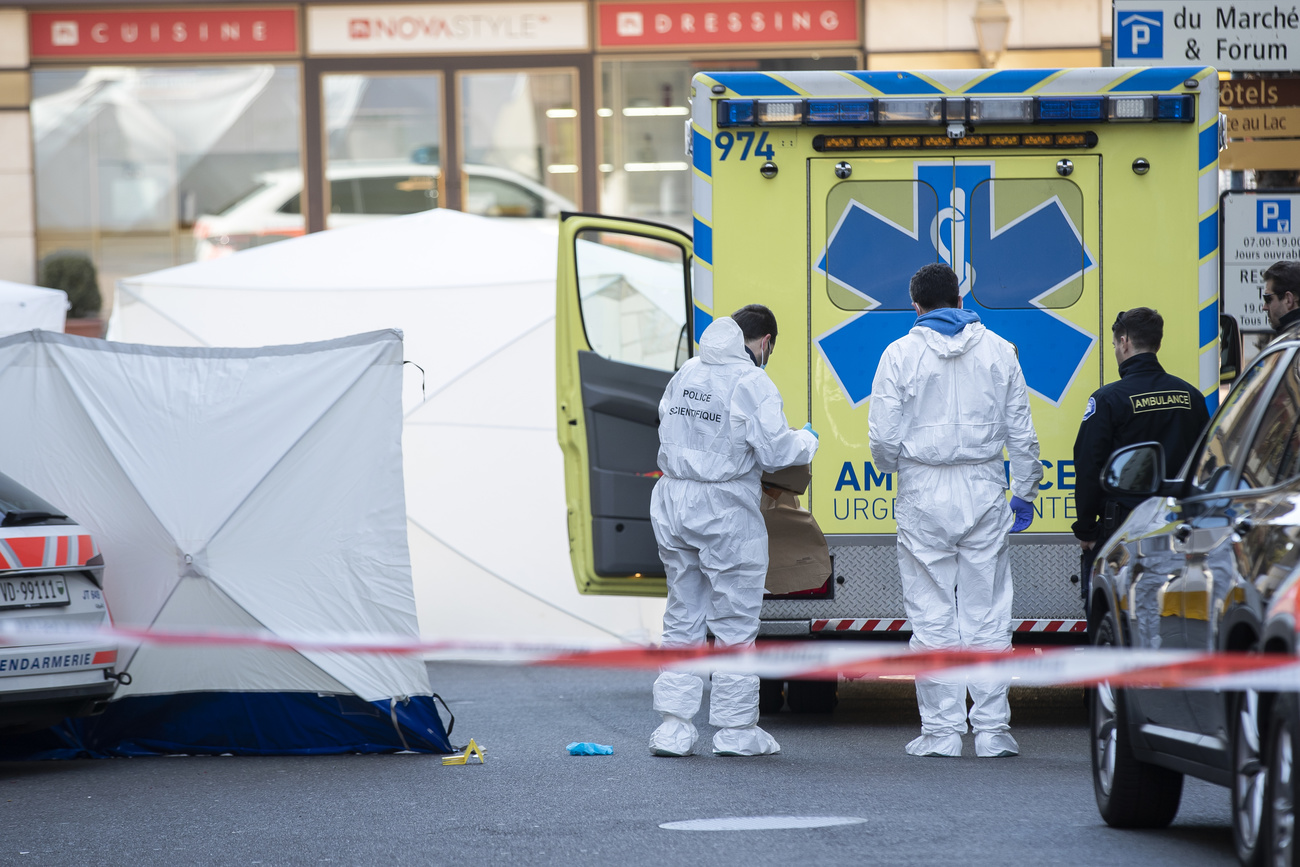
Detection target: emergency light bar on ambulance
<box><xmin>716</xmin><ymin>93</ymin><xmax>1197</xmax><ymax>150</ymax></box>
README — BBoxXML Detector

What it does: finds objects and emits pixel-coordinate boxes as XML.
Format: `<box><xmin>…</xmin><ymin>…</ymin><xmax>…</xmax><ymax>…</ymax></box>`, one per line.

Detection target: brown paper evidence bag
<box><xmin>759</xmin><ymin>463</ymin><xmax>833</xmax><ymax>596</ymax></box>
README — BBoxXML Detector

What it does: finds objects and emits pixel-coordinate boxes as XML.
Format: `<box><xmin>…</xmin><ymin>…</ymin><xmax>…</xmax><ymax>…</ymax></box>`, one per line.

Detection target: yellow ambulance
<box><xmin>556</xmin><ymin>66</ymin><xmax>1221</xmax><ymax>659</ymax></box>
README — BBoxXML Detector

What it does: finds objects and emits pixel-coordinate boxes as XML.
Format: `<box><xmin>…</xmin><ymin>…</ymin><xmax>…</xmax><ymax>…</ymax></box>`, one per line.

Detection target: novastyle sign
<box><xmin>307</xmin><ymin>3</ymin><xmax>588</xmax><ymax>55</ymax></box>
<box><xmin>597</xmin><ymin>0</ymin><xmax>858</xmax><ymax>48</ymax></box>
<box><xmin>1114</xmin><ymin>0</ymin><xmax>1300</xmax><ymax>71</ymax></box>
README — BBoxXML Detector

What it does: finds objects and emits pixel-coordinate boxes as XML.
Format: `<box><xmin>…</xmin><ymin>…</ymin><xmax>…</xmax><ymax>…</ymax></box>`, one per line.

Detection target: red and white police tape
<box><xmin>6</xmin><ymin>621</ymin><xmax>1300</xmax><ymax>690</ymax></box>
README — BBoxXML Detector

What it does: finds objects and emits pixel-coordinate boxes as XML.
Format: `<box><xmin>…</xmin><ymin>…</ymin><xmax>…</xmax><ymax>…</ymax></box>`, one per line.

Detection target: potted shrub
<box><xmin>39</xmin><ymin>250</ymin><xmax>104</xmax><ymax>338</ymax></box>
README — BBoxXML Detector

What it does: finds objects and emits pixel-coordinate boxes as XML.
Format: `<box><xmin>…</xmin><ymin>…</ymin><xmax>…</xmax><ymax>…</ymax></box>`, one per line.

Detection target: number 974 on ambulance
<box><xmin>555</xmin><ymin>66</ymin><xmax>1222</xmax><ymax>647</ymax></box>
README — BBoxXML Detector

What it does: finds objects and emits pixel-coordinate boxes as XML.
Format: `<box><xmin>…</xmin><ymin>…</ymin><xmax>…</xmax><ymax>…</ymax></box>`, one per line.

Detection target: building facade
<box><xmin>0</xmin><ymin>0</ymin><xmax>1109</xmax><ymax>297</ymax></box>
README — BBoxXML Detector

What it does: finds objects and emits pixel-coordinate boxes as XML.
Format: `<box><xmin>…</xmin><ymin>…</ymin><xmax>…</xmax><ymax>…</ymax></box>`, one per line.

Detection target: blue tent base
<box><xmin>0</xmin><ymin>692</ymin><xmax>453</xmax><ymax>759</ymax></box>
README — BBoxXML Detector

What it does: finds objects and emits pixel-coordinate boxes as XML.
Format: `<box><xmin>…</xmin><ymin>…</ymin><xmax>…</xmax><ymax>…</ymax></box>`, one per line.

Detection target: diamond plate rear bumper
<box><xmin>760</xmin><ymin>534</ymin><xmax>1083</xmax><ymax>627</ymax></box>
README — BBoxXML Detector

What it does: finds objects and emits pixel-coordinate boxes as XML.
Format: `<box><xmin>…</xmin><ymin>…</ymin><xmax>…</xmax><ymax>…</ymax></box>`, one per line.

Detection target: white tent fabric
<box><xmin>0</xmin><ymin>281</ymin><xmax>67</xmax><ymax>336</ymax></box>
<box><xmin>0</xmin><ymin>329</ymin><xmax>430</xmax><ymax>708</ymax></box>
<box><xmin>110</xmin><ymin>209</ymin><xmax>668</xmax><ymax>645</ymax></box>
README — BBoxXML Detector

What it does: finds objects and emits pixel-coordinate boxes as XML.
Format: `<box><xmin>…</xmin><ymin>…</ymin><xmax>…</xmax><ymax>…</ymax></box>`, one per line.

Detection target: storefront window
<box><xmin>323</xmin><ymin>73</ymin><xmax>444</xmax><ymax>229</ymax></box>
<box><xmin>458</xmin><ymin>71</ymin><xmax>580</xmax><ymax>219</ymax></box>
<box><xmin>32</xmin><ymin>65</ymin><xmax>302</xmax><ymax>295</ymax></box>
<box><xmin>598</xmin><ymin>57</ymin><xmax>857</xmax><ymax>230</ymax></box>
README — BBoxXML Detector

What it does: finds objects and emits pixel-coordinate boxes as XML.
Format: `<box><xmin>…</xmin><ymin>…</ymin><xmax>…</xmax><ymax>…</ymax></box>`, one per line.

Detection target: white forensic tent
<box><xmin>110</xmin><ymin>208</ymin><xmax>672</xmax><ymax>645</ymax></box>
<box><xmin>0</xmin><ymin>281</ymin><xmax>67</xmax><ymax>336</ymax></box>
<box><xmin>0</xmin><ymin>329</ymin><xmax>449</xmax><ymax>756</ymax></box>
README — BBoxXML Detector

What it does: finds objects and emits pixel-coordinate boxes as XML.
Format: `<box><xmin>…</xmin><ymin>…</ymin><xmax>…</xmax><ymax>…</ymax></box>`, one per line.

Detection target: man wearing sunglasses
<box><xmin>1072</xmin><ymin>308</ymin><xmax>1210</xmax><ymax>614</ymax></box>
<box><xmin>1262</xmin><ymin>260</ymin><xmax>1300</xmax><ymax>334</ymax></box>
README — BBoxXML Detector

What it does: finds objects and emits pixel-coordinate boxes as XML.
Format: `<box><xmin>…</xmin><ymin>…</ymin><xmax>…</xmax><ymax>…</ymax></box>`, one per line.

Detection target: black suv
<box><xmin>1089</xmin><ymin>331</ymin><xmax>1300</xmax><ymax>866</ymax></box>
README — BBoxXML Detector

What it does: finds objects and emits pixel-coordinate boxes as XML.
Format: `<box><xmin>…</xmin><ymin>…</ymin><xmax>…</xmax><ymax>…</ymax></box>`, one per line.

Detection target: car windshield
<box><xmin>1193</xmin><ymin>350</ymin><xmax>1285</xmax><ymax>494</ymax></box>
<box><xmin>0</xmin><ymin>471</ymin><xmax>70</xmax><ymax>526</ymax></box>
<box><xmin>213</xmin><ymin>180</ymin><xmax>275</xmax><ymax>216</ymax></box>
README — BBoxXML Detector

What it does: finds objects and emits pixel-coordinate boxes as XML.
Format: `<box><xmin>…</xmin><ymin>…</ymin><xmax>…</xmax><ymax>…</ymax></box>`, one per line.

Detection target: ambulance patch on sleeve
<box><xmin>1082</xmin><ymin>397</ymin><xmax>1096</xmax><ymax>422</ymax></box>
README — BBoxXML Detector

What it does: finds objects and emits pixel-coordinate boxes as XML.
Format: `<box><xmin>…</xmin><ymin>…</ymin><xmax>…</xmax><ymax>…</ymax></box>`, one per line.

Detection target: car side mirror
<box><xmin>1102</xmin><ymin>442</ymin><xmax>1167</xmax><ymax>497</ymax></box>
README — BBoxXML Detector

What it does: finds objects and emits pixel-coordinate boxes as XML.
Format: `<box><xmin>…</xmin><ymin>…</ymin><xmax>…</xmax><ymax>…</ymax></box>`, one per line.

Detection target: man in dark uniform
<box><xmin>1072</xmin><ymin>308</ymin><xmax>1211</xmax><ymax>612</ymax></box>
<box><xmin>1263</xmin><ymin>260</ymin><xmax>1300</xmax><ymax>335</ymax></box>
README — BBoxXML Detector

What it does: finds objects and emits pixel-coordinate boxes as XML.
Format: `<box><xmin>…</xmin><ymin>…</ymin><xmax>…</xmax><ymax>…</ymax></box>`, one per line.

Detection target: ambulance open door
<box><xmin>556</xmin><ymin>213</ymin><xmax>693</xmax><ymax>596</ymax></box>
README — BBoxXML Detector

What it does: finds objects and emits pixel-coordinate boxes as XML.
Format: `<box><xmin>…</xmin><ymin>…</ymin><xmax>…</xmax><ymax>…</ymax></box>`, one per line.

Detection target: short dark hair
<box><xmin>1264</xmin><ymin>260</ymin><xmax>1300</xmax><ymax>302</ymax></box>
<box><xmin>731</xmin><ymin>304</ymin><xmax>778</xmax><ymax>342</ymax></box>
<box><xmin>1113</xmin><ymin>307</ymin><xmax>1163</xmax><ymax>352</ymax></box>
<box><xmin>909</xmin><ymin>263</ymin><xmax>961</xmax><ymax>310</ymax></box>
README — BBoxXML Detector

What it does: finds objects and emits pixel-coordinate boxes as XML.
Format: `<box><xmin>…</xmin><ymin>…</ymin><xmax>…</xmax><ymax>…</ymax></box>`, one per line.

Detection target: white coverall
<box><xmin>868</xmin><ymin>315</ymin><xmax>1041</xmax><ymax>758</ymax></box>
<box><xmin>649</xmin><ymin>317</ymin><xmax>819</xmax><ymax>757</ymax></box>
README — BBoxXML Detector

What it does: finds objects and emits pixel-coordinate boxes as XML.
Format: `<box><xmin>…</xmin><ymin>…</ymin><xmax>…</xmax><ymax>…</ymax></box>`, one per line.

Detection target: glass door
<box><xmin>458</xmin><ymin>69</ymin><xmax>580</xmax><ymax>222</ymax></box>
<box><xmin>321</xmin><ymin>72</ymin><xmax>444</xmax><ymax>230</ymax></box>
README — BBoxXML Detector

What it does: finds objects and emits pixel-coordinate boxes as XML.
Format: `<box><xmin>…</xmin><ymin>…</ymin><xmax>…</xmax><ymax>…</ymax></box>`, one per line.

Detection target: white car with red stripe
<box><xmin>0</xmin><ymin>470</ymin><xmax>120</xmax><ymax>733</ymax></box>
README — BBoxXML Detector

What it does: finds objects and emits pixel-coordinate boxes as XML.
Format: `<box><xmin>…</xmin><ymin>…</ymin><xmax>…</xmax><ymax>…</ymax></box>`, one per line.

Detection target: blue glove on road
<box><xmin>1009</xmin><ymin>496</ymin><xmax>1034</xmax><ymax>533</ymax></box>
<box><xmin>802</xmin><ymin>422</ymin><xmax>819</xmax><ymax>439</ymax></box>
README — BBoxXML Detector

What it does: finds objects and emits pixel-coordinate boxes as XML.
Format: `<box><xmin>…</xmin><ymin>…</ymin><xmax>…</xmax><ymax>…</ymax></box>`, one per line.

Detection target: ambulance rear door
<box><xmin>809</xmin><ymin>153</ymin><xmax>1102</xmax><ymax>538</ymax></box>
<box><xmin>556</xmin><ymin>213</ymin><xmax>693</xmax><ymax>596</ymax></box>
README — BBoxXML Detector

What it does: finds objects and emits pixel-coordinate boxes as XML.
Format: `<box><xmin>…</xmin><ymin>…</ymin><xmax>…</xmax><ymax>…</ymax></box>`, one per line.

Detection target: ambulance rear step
<box><xmin>759</xmin><ymin>534</ymin><xmax>1086</xmax><ymax>640</ymax></box>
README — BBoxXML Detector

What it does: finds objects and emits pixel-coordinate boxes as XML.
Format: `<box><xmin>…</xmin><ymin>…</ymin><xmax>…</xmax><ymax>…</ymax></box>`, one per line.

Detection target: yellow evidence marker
<box><xmin>441</xmin><ymin>739</ymin><xmax>486</xmax><ymax>765</ymax></box>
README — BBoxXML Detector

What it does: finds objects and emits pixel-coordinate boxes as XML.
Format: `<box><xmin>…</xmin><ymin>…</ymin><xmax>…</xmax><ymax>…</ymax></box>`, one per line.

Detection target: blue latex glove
<box><xmin>801</xmin><ymin>422</ymin><xmax>819</xmax><ymax>439</ymax></box>
<box><xmin>1009</xmin><ymin>496</ymin><xmax>1034</xmax><ymax>533</ymax></box>
<box><xmin>566</xmin><ymin>742</ymin><xmax>613</xmax><ymax>755</ymax></box>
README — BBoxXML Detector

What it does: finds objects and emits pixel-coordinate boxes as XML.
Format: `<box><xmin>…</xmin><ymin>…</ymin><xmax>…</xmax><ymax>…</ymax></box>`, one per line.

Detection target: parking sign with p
<box><xmin>1259</xmin><ymin>200</ymin><xmax>1292</xmax><ymax>234</ymax></box>
<box><xmin>1117</xmin><ymin>11</ymin><xmax>1163</xmax><ymax>59</ymax></box>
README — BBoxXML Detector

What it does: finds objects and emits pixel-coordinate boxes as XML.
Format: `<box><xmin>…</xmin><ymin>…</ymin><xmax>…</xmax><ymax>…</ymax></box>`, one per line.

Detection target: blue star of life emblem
<box><xmin>814</xmin><ymin>161</ymin><xmax>1096</xmax><ymax>406</ymax></box>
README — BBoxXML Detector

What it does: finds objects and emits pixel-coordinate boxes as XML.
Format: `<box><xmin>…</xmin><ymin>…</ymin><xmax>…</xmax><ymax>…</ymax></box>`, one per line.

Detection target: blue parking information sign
<box><xmin>1223</xmin><ymin>192</ymin><xmax>1300</xmax><ymax>331</ymax></box>
<box><xmin>1114</xmin><ymin>0</ymin><xmax>1300</xmax><ymax>70</ymax></box>
<box><xmin>1259</xmin><ymin>200</ymin><xmax>1293</xmax><ymax>234</ymax></box>
<box><xmin>1117</xmin><ymin>11</ymin><xmax>1163</xmax><ymax>59</ymax></box>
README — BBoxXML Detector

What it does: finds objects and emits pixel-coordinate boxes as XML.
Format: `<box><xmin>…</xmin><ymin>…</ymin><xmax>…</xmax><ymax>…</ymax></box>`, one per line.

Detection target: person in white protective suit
<box><xmin>868</xmin><ymin>264</ymin><xmax>1042</xmax><ymax>759</ymax></box>
<box><xmin>649</xmin><ymin>305</ymin><xmax>819</xmax><ymax>757</ymax></box>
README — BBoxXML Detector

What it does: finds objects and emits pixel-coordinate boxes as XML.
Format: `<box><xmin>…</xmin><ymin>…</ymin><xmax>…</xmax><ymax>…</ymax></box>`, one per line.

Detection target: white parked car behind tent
<box><xmin>193</xmin><ymin>161</ymin><xmax>576</xmax><ymax>260</ymax></box>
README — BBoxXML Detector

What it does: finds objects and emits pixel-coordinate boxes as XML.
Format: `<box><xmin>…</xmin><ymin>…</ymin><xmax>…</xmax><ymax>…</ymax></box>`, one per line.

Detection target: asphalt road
<box><xmin>1</xmin><ymin>662</ymin><xmax>1236</xmax><ymax>866</ymax></box>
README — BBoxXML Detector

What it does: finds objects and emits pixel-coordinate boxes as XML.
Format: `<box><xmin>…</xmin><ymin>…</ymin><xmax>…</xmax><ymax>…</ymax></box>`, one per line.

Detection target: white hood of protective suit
<box><xmin>917</xmin><ymin>320</ymin><xmax>986</xmax><ymax>359</ymax></box>
<box><xmin>697</xmin><ymin>316</ymin><xmax>752</xmax><ymax>365</ymax></box>
<box><xmin>655</xmin><ymin>317</ymin><xmax>817</xmax><ymax>484</ymax></box>
<box><xmin>866</xmin><ymin>317</ymin><xmax>1042</xmax><ymax>500</ymax></box>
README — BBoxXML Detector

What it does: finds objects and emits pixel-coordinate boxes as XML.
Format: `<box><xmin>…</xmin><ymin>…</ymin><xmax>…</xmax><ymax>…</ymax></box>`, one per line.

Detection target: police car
<box><xmin>0</xmin><ymin>470</ymin><xmax>121</xmax><ymax>733</ymax></box>
<box><xmin>1088</xmin><ymin>330</ymin><xmax>1300</xmax><ymax>864</ymax></box>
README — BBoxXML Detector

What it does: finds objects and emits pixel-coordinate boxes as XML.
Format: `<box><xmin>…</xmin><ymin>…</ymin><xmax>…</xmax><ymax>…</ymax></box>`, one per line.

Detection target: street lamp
<box><xmin>973</xmin><ymin>0</ymin><xmax>1012</xmax><ymax>68</ymax></box>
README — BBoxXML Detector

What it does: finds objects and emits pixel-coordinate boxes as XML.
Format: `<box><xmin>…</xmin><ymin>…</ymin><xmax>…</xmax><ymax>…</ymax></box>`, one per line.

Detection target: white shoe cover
<box><xmin>709</xmin><ymin>673</ymin><xmax>760</xmax><ymax>728</ymax></box>
<box><xmin>974</xmin><ymin>731</ymin><xmax>1019</xmax><ymax>758</ymax></box>
<box><xmin>650</xmin><ymin>714</ymin><xmax>698</xmax><ymax>757</ymax></box>
<box><xmin>905</xmin><ymin>733</ymin><xmax>963</xmax><ymax>757</ymax></box>
<box><xmin>713</xmin><ymin>724</ymin><xmax>781</xmax><ymax>756</ymax></box>
<box><xmin>653</xmin><ymin>671</ymin><xmax>704</xmax><ymax>718</ymax></box>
